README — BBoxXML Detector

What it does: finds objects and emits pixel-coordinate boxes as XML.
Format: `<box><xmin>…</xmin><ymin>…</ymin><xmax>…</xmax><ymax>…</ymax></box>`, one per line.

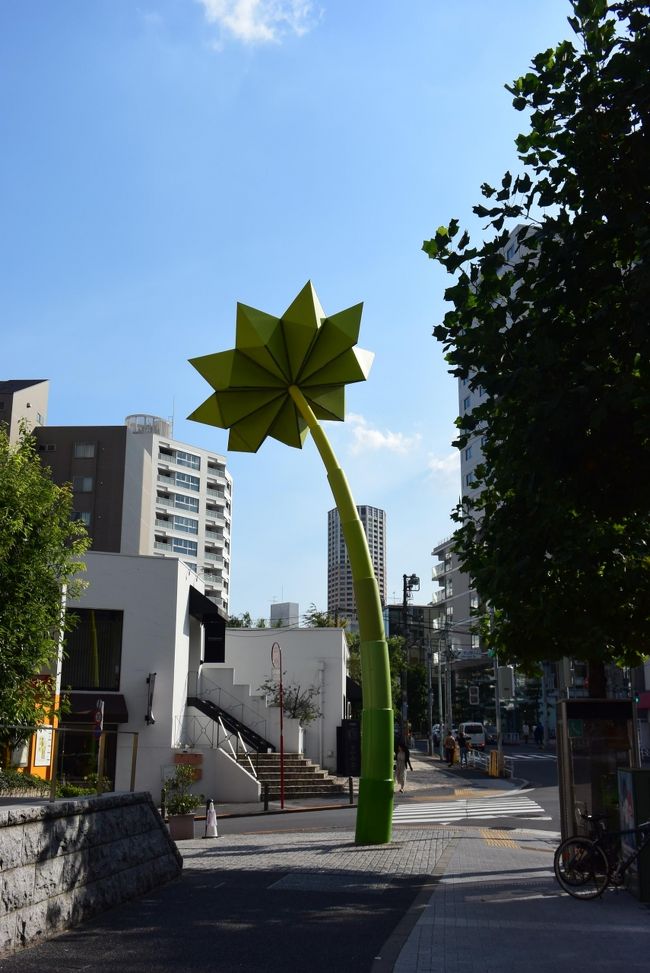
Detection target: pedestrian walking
<box><xmin>457</xmin><ymin>729</ymin><xmax>470</xmax><ymax>768</ymax></box>
<box><xmin>534</xmin><ymin>722</ymin><xmax>544</xmax><ymax>746</ymax></box>
<box><xmin>394</xmin><ymin>743</ymin><xmax>408</xmax><ymax>793</ymax></box>
<box><xmin>443</xmin><ymin>730</ymin><xmax>456</xmax><ymax>767</ymax></box>
<box><xmin>522</xmin><ymin>722</ymin><xmax>530</xmax><ymax>744</ymax></box>
<box><xmin>397</xmin><ymin>736</ymin><xmax>413</xmax><ymax>771</ymax></box>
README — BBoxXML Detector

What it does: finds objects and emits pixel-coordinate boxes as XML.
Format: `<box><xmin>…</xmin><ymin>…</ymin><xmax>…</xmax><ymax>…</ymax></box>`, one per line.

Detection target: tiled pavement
<box><xmin>178</xmin><ymin>820</ymin><xmax>650</xmax><ymax>973</ymax></box>
<box><xmin>392</xmin><ymin>826</ymin><xmax>650</xmax><ymax>972</ymax></box>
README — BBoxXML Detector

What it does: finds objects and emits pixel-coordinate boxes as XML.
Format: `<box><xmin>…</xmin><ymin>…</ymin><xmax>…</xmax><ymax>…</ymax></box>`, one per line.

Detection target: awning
<box><xmin>189</xmin><ymin>585</ymin><xmax>227</xmax><ymax>622</ymax></box>
<box><xmin>63</xmin><ymin>693</ymin><xmax>129</xmax><ymax>724</ymax></box>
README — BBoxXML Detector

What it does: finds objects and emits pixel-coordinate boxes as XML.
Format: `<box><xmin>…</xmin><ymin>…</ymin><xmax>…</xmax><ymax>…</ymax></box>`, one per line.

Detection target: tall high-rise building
<box><xmin>34</xmin><ymin>413</ymin><xmax>232</xmax><ymax>611</ymax></box>
<box><xmin>328</xmin><ymin>505</ymin><xmax>386</xmax><ymax>619</ymax></box>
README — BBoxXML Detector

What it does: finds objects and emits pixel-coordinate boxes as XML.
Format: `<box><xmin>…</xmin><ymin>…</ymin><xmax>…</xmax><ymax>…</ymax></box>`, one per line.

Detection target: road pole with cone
<box><xmin>204</xmin><ymin>799</ymin><xmax>218</xmax><ymax>838</ymax></box>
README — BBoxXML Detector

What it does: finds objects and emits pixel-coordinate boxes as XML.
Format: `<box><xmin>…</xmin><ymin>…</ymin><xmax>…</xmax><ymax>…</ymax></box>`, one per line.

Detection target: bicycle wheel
<box><xmin>554</xmin><ymin>837</ymin><xmax>609</xmax><ymax>899</ymax></box>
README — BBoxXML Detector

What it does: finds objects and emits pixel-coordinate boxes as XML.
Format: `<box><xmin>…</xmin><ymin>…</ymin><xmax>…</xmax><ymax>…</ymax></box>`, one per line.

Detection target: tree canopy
<box><xmin>0</xmin><ymin>425</ymin><xmax>90</xmax><ymax>752</ymax></box>
<box><xmin>302</xmin><ymin>603</ymin><xmax>347</xmax><ymax>628</ymax></box>
<box><xmin>424</xmin><ymin>0</ymin><xmax>650</xmax><ymax>669</ymax></box>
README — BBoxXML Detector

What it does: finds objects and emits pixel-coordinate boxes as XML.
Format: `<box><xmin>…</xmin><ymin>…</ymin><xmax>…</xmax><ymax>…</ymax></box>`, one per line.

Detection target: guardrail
<box><xmin>467</xmin><ymin>748</ymin><xmax>514</xmax><ymax>778</ymax></box>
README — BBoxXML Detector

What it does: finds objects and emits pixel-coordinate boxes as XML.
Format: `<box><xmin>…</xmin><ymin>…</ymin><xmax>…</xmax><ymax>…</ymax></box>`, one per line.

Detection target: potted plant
<box><xmin>166</xmin><ymin>763</ymin><xmax>202</xmax><ymax>840</ymax></box>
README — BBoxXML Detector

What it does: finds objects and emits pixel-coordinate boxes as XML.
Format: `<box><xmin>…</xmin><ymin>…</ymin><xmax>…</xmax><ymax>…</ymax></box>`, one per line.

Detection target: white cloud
<box><xmin>345</xmin><ymin>413</ymin><xmax>422</xmax><ymax>456</ymax></box>
<box><xmin>196</xmin><ymin>0</ymin><xmax>321</xmax><ymax>44</ymax></box>
<box><xmin>426</xmin><ymin>450</ymin><xmax>460</xmax><ymax>484</ymax></box>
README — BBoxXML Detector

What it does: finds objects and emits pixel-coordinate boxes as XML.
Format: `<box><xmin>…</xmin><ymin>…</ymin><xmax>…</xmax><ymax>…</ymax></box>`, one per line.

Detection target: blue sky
<box><xmin>2</xmin><ymin>0</ymin><xmax>571</xmax><ymax>621</ymax></box>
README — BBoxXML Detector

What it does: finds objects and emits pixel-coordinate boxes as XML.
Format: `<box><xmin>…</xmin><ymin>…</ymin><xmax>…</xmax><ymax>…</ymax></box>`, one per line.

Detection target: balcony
<box><xmin>154</xmin><ymin>540</ymin><xmax>171</xmax><ymax>552</ymax></box>
<box><xmin>205</xmin><ymin>509</ymin><xmax>225</xmax><ymax>525</ymax></box>
<box><xmin>155</xmin><ymin>518</ymin><xmax>171</xmax><ymax>530</ymax></box>
<box><xmin>433</xmin><ymin>562</ymin><xmax>446</xmax><ymax>579</ymax></box>
<box><xmin>206</xmin><ymin>487</ymin><xmax>226</xmax><ymax>500</ymax></box>
<box><xmin>156</xmin><ymin>495</ymin><xmax>174</xmax><ymax>509</ymax></box>
<box><xmin>432</xmin><ymin>589</ymin><xmax>448</xmax><ymax>605</ymax></box>
<box><xmin>204</xmin><ymin>551</ymin><xmax>224</xmax><ymax>566</ymax></box>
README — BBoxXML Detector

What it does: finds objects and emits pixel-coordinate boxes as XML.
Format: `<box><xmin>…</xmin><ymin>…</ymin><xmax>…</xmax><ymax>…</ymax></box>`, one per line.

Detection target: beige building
<box><xmin>34</xmin><ymin>413</ymin><xmax>232</xmax><ymax>613</ymax></box>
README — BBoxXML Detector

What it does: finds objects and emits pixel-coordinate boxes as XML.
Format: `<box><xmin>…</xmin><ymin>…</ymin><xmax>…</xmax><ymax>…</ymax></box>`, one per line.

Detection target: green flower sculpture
<box><xmin>188</xmin><ymin>282</ymin><xmax>394</xmax><ymax>846</ymax></box>
<box><xmin>188</xmin><ymin>282</ymin><xmax>373</xmax><ymax>452</ymax></box>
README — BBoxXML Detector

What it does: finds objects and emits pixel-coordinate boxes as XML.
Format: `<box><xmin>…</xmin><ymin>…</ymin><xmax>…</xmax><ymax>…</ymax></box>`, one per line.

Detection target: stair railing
<box><xmin>188</xmin><ymin>669</ymin><xmax>269</xmax><ymax>744</ymax></box>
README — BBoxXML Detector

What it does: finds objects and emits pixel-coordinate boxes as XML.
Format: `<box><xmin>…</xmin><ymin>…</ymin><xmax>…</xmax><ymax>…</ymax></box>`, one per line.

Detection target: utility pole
<box><xmin>490</xmin><ymin>605</ymin><xmax>504</xmax><ymax>774</ymax></box>
<box><xmin>401</xmin><ymin>573</ymin><xmax>420</xmax><ymax>733</ymax></box>
<box><xmin>426</xmin><ymin>646</ymin><xmax>433</xmax><ymax>755</ymax></box>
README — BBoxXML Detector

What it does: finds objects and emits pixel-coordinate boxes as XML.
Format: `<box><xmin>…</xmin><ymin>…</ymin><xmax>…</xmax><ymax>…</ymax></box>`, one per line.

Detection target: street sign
<box><xmin>94</xmin><ymin>699</ymin><xmax>104</xmax><ymax>740</ymax></box>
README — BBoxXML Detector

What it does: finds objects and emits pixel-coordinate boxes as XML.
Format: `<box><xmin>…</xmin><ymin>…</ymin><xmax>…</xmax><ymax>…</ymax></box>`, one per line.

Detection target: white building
<box><xmin>328</xmin><ymin>505</ymin><xmax>386</xmax><ymax>620</ymax></box>
<box><xmin>61</xmin><ymin>553</ymin><xmax>348</xmax><ymax>804</ymax></box>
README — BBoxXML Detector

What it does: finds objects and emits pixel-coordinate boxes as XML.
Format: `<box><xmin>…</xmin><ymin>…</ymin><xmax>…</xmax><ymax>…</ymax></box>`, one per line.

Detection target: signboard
<box><xmin>33</xmin><ymin>727</ymin><xmax>53</xmax><ymax>767</ymax></box>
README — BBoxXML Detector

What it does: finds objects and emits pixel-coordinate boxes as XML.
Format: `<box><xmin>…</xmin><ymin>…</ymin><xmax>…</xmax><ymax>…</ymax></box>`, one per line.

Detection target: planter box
<box><xmin>168</xmin><ymin>813</ymin><xmax>196</xmax><ymax>840</ymax></box>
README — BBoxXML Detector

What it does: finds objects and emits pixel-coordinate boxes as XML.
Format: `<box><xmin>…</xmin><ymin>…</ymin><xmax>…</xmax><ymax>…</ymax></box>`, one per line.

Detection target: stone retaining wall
<box><xmin>0</xmin><ymin>791</ymin><xmax>182</xmax><ymax>955</ymax></box>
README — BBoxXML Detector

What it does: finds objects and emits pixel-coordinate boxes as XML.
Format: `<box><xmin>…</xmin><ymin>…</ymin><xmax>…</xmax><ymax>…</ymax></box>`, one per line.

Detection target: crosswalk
<box><xmin>507</xmin><ymin>752</ymin><xmax>557</xmax><ymax>761</ymax></box>
<box><xmin>393</xmin><ymin>794</ymin><xmax>547</xmax><ymax>825</ymax></box>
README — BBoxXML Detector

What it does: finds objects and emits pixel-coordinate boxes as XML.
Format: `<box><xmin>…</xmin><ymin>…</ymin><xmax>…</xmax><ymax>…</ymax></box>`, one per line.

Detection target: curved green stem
<box><xmin>289</xmin><ymin>386</ymin><xmax>393</xmax><ymax>844</ymax></box>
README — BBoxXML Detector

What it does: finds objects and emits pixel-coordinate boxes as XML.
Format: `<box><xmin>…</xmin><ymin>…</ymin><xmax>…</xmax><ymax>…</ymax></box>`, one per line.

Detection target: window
<box><xmin>174</xmin><ymin>493</ymin><xmax>199</xmax><ymax>512</ymax></box>
<box><xmin>463</xmin><ymin>396</ymin><xmax>471</xmax><ymax>411</ymax></box>
<box><xmin>465</xmin><ymin>473</ymin><xmax>475</xmax><ymax>487</ymax></box>
<box><xmin>471</xmin><ymin>634</ymin><xmax>480</xmax><ymax>651</ymax></box>
<box><xmin>176</xmin><ymin>450</ymin><xmax>200</xmax><ymax>470</ymax></box>
<box><xmin>72</xmin><ymin>511</ymin><xmax>91</xmax><ymax>526</ymax></box>
<box><xmin>173</xmin><ymin>515</ymin><xmax>198</xmax><ymax>535</ymax></box>
<box><xmin>73</xmin><ymin>476</ymin><xmax>93</xmax><ymax>492</ymax></box>
<box><xmin>61</xmin><ymin>608</ymin><xmax>123</xmax><ymax>691</ymax></box>
<box><xmin>470</xmin><ymin>592</ymin><xmax>479</xmax><ymax>610</ymax></box>
<box><xmin>73</xmin><ymin>442</ymin><xmax>95</xmax><ymax>458</ymax></box>
<box><xmin>465</xmin><ymin>446</ymin><xmax>473</xmax><ymax>461</ymax></box>
<box><xmin>172</xmin><ymin>537</ymin><xmax>197</xmax><ymax>557</ymax></box>
<box><xmin>175</xmin><ymin>472</ymin><xmax>200</xmax><ymax>492</ymax></box>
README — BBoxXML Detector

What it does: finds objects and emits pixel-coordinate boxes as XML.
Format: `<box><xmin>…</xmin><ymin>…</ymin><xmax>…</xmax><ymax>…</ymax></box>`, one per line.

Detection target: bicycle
<box><xmin>554</xmin><ymin>811</ymin><xmax>650</xmax><ymax>899</ymax></box>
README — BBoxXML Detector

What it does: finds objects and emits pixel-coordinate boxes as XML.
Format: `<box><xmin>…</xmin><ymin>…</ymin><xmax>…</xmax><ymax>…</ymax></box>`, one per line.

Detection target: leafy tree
<box><xmin>302</xmin><ymin>603</ymin><xmax>347</xmax><ymax>628</ymax></box>
<box><xmin>258</xmin><ymin>674</ymin><xmax>322</xmax><ymax>724</ymax></box>
<box><xmin>255</xmin><ymin>617</ymin><xmax>268</xmax><ymax>629</ymax></box>
<box><xmin>227</xmin><ymin>611</ymin><xmax>253</xmax><ymax>628</ymax></box>
<box><xmin>424</xmin><ymin>0</ymin><xmax>650</xmax><ymax>672</ymax></box>
<box><xmin>0</xmin><ymin>425</ymin><xmax>90</xmax><ymax>755</ymax></box>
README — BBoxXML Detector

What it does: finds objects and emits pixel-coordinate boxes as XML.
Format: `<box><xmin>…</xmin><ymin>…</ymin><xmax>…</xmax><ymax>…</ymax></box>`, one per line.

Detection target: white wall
<box><xmin>202</xmin><ymin>627</ymin><xmax>348</xmax><ymax>772</ymax></box>
<box><xmin>66</xmin><ymin>552</ymin><xmax>201</xmax><ymax>802</ymax></box>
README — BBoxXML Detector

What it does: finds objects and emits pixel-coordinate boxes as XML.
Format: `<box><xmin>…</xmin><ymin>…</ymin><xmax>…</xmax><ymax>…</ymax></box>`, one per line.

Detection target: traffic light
<box><xmin>469</xmin><ymin>686</ymin><xmax>479</xmax><ymax>706</ymax></box>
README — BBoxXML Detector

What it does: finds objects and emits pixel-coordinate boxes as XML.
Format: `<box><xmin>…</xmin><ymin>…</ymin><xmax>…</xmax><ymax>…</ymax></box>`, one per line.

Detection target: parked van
<box><xmin>459</xmin><ymin>722</ymin><xmax>486</xmax><ymax>750</ymax></box>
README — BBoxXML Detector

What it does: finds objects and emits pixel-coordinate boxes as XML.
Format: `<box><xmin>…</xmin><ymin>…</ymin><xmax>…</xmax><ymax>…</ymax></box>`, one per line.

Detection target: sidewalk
<box><xmin>1</xmin><ymin>754</ymin><xmax>648</xmax><ymax>972</ymax></box>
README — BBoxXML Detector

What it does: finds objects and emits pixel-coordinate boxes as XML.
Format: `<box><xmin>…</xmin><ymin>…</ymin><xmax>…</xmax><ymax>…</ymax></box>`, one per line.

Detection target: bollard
<box><xmin>348</xmin><ymin>776</ymin><xmax>354</xmax><ymax>805</ymax></box>
<box><xmin>263</xmin><ymin>781</ymin><xmax>269</xmax><ymax>812</ymax></box>
<box><xmin>204</xmin><ymin>798</ymin><xmax>218</xmax><ymax>838</ymax></box>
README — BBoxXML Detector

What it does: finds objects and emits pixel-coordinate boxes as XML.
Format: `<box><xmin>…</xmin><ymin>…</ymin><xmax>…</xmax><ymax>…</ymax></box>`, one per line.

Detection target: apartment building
<box><xmin>35</xmin><ymin>413</ymin><xmax>232</xmax><ymax>612</ymax></box>
<box><xmin>327</xmin><ymin>504</ymin><xmax>386</xmax><ymax>620</ymax></box>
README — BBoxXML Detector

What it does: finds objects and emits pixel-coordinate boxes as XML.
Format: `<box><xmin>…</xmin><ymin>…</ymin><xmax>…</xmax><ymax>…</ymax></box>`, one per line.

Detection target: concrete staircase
<box><xmin>237</xmin><ymin>752</ymin><xmax>347</xmax><ymax>799</ymax></box>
